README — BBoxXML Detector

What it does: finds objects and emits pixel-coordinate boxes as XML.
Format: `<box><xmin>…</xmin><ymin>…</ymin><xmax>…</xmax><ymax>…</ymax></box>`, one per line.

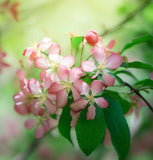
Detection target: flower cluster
<box><xmin>13</xmin><ymin>30</ymin><xmax>123</xmax><ymax>138</ymax></box>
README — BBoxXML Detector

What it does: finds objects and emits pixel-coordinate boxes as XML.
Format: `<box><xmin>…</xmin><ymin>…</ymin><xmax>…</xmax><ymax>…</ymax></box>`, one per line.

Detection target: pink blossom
<box><xmin>70</xmin><ymin>80</ymin><xmax>108</xmax><ymax>120</ymax></box>
<box><xmin>23</xmin><ymin>38</ymin><xmax>52</xmax><ymax>66</ymax></box>
<box><xmin>24</xmin><ymin>119</ymin><xmax>51</xmax><ymax>139</ymax></box>
<box><xmin>48</xmin><ymin>65</ymin><xmax>83</xmax><ymax>108</ymax></box>
<box><xmin>126</xmin><ymin>95</ymin><xmax>147</xmax><ymax>118</ymax></box>
<box><xmin>81</xmin><ymin>43</ymin><xmax>122</xmax><ymax>86</ymax></box>
<box><xmin>85</xmin><ymin>30</ymin><xmax>98</xmax><ymax>46</ymax></box>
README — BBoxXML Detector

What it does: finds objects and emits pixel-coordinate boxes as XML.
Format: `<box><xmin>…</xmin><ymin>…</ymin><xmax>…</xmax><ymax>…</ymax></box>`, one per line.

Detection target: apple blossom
<box><xmin>70</xmin><ymin>80</ymin><xmax>108</xmax><ymax>120</ymax></box>
<box><xmin>85</xmin><ymin>30</ymin><xmax>98</xmax><ymax>46</ymax></box>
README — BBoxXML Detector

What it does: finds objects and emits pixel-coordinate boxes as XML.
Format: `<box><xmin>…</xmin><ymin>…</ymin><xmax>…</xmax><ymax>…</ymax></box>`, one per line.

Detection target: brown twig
<box><xmin>124</xmin><ymin>82</ymin><xmax>153</xmax><ymax>112</ymax></box>
<box><xmin>101</xmin><ymin>0</ymin><xmax>152</xmax><ymax>37</ymax></box>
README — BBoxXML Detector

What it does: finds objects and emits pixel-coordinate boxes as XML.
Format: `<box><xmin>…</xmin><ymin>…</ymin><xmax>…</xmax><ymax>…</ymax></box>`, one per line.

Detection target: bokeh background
<box><xmin>0</xmin><ymin>0</ymin><xmax>153</xmax><ymax>159</ymax></box>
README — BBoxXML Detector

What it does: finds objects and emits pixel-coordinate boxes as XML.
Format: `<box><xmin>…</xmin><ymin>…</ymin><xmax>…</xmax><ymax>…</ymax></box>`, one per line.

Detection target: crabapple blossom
<box><xmin>48</xmin><ymin>65</ymin><xmax>83</xmax><ymax>108</ymax></box>
<box><xmin>85</xmin><ymin>30</ymin><xmax>98</xmax><ymax>46</ymax></box>
<box><xmin>81</xmin><ymin>43</ymin><xmax>123</xmax><ymax>86</ymax></box>
<box><xmin>70</xmin><ymin>80</ymin><xmax>108</xmax><ymax>121</ymax></box>
<box><xmin>127</xmin><ymin>95</ymin><xmax>146</xmax><ymax>118</ymax></box>
<box><xmin>23</xmin><ymin>38</ymin><xmax>52</xmax><ymax>66</ymax></box>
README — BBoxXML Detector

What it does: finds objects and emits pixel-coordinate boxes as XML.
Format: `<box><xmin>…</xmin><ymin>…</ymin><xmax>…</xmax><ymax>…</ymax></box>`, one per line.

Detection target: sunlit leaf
<box><xmin>71</xmin><ymin>36</ymin><xmax>84</xmax><ymax>50</ymax></box>
<box><xmin>75</xmin><ymin>105</ymin><xmax>105</xmax><ymax>156</ymax></box>
<box><xmin>104</xmin><ymin>90</ymin><xmax>131</xmax><ymax>114</ymax></box>
<box><xmin>120</xmin><ymin>35</ymin><xmax>153</xmax><ymax>55</ymax></box>
<box><xmin>103</xmin><ymin>94</ymin><xmax>130</xmax><ymax>160</ymax></box>
<box><xmin>126</xmin><ymin>61</ymin><xmax>153</xmax><ymax>70</ymax></box>
<box><xmin>58</xmin><ymin>98</ymin><xmax>73</xmax><ymax>143</ymax></box>
<box><xmin>134</xmin><ymin>79</ymin><xmax>153</xmax><ymax>88</ymax></box>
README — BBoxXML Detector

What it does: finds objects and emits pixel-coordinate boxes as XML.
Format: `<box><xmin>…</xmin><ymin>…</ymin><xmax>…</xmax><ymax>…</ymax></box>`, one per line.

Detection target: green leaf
<box><xmin>103</xmin><ymin>94</ymin><xmax>130</xmax><ymax>160</ymax></box>
<box><xmin>104</xmin><ymin>90</ymin><xmax>131</xmax><ymax>114</ymax></box>
<box><xmin>134</xmin><ymin>79</ymin><xmax>153</xmax><ymax>88</ymax></box>
<box><xmin>75</xmin><ymin>105</ymin><xmax>105</xmax><ymax>156</ymax></box>
<box><xmin>71</xmin><ymin>36</ymin><xmax>84</xmax><ymax>50</ymax></box>
<box><xmin>58</xmin><ymin>98</ymin><xmax>73</xmax><ymax>143</ymax></box>
<box><xmin>115</xmin><ymin>70</ymin><xmax>138</xmax><ymax>81</ymax></box>
<box><xmin>126</xmin><ymin>61</ymin><xmax>153</xmax><ymax>70</ymax></box>
<box><xmin>120</xmin><ymin>35</ymin><xmax>153</xmax><ymax>55</ymax></box>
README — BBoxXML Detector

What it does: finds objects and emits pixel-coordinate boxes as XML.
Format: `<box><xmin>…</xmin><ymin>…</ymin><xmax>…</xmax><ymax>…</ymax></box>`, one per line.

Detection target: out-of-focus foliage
<box><xmin>0</xmin><ymin>0</ymin><xmax>153</xmax><ymax>160</ymax></box>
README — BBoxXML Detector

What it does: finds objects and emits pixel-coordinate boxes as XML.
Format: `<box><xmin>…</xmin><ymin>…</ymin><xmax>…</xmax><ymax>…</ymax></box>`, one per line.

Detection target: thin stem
<box><xmin>87</xmin><ymin>54</ymin><xmax>92</xmax><ymax>60</ymax></box>
<box><xmin>124</xmin><ymin>82</ymin><xmax>153</xmax><ymax>112</ymax></box>
<box><xmin>40</xmin><ymin>51</ymin><xmax>48</xmax><ymax>56</ymax></box>
<box><xmin>80</xmin><ymin>40</ymin><xmax>85</xmax><ymax>64</ymax></box>
<box><xmin>101</xmin><ymin>0</ymin><xmax>151</xmax><ymax>37</ymax></box>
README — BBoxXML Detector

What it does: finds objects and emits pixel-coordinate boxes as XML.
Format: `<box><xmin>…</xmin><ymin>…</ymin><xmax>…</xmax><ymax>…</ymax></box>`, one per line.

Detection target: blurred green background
<box><xmin>0</xmin><ymin>0</ymin><xmax>153</xmax><ymax>159</ymax></box>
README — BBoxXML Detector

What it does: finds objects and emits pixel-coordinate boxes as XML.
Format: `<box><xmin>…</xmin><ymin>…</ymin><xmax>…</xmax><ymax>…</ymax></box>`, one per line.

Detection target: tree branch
<box><xmin>124</xmin><ymin>82</ymin><xmax>153</xmax><ymax>112</ymax></box>
<box><xmin>101</xmin><ymin>0</ymin><xmax>152</xmax><ymax>36</ymax></box>
<box><xmin>13</xmin><ymin>139</ymin><xmax>40</xmax><ymax>160</ymax></box>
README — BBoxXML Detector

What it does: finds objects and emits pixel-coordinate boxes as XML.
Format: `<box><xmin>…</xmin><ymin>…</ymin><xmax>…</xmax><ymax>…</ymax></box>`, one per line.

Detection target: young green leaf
<box><xmin>115</xmin><ymin>70</ymin><xmax>138</xmax><ymax>81</ymax></box>
<box><xmin>134</xmin><ymin>79</ymin><xmax>153</xmax><ymax>88</ymax></box>
<box><xmin>75</xmin><ymin>105</ymin><xmax>105</xmax><ymax>156</ymax></box>
<box><xmin>104</xmin><ymin>91</ymin><xmax>131</xmax><ymax>114</ymax></box>
<box><xmin>103</xmin><ymin>94</ymin><xmax>130</xmax><ymax>160</ymax></box>
<box><xmin>126</xmin><ymin>61</ymin><xmax>153</xmax><ymax>70</ymax></box>
<box><xmin>71</xmin><ymin>36</ymin><xmax>84</xmax><ymax>50</ymax></box>
<box><xmin>58</xmin><ymin>98</ymin><xmax>73</xmax><ymax>143</ymax></box>
<box><xmin>120</xmin><ymin>35</ymin><xmax>153</xmax><ymax>55</ymax></box>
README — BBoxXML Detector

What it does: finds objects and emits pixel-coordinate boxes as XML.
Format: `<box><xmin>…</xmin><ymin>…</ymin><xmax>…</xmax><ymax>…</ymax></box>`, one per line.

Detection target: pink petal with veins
<box><xmin>31</xmin><ymin>101</ymin><xmax>41</xmax><ymax>116</ymax></box>
<box><xmin>107</xmin><ymin>40</ymin><xmax>116</xmax><ymax>49</ymax></box>
<box><xmin>70</xmin><ymin>98</ymin><xmax>88</xmax><ymax>112</ymax></box>
<box><xmin>107</xmin><ymin>54</ymin><xmax>123</xmax><ymax>70</ymax></box>
<box><xmin>86</xmin><ymin>105</ymin><xmax>95</xmax><ymax>120</ymax></box>
<box><xmin>71</xmin><ymin>112</ymin><xmax>80</xmax><ymax>127</ymax></box>
<box><xmin>13</xmin><ymin>92</ymin><xmax>25</xmax><ymax>103</ymax></box>
<box><xmin>34</xmin><ymin>57</ymin><xmax>49</xmax><ymax>69</ymax></box>
<box><xmin>48</xmin><ymin>43</ymin><xmax>61</xmax><ymax>55</ymax></box>
<box><xmin>14</xmin><ymin>102</ymin><xmax>28</xmax><ymax>115</ymax></box>
<box><xmin>56</xmin><ymin>90</ymin><xmax>68</xmax><ymax>108</ymax></box>
<box><xmin>69</xmin><ymin>67</ymin><xmax>83</xmax><ymax>82</ymax></box>
<box><xmin>47</xmin><ymin>93</ymin><xmax>56</xmax><ymax>102</ymax></box>
<box><xmin>71</xmin><ymin>87</ymin><xmax>81</xmax><ymax>101</ymax></box>
<box><xmin>28</xmin><ymin>78</ymin><xmax>42</xmax><ymax>94</ymax></box>
<box><xmin>91</xmin><ymin>71</ymin><xmax>100</xmax><ymax>79</ymax></box>
<box><xmin>23</xmin><ymin>47</ymin><xmax>37</xmax><ymax>61</ymax></box>
<box><xmin>35</xmin><ymin>125</ymin><xmax>45</xmax><ymax>139</ymax></box>
<box><xmin>43</xmin><ymin>76</ymin><xmax>52</xmax><ymax>90</ymax></box>
<box><xmin>91</xmin><ymin>45</ymin><xmax>106</xmax><ymax>63</ymax></box>
<box><xmin>40</xmin><ymin>70</ymin><xmax>46</xmax><ymax>82</ymax></box>
<box><xmin>103</xmin><ymin>72</ymin><xmax>115</xmax><ymax>86</ymax></box>
<box><xmin>74</xmin><ymin>80</ymin><xmax>89</xmax><ymax>96</ymax></box>
<box><xmin>81</xmin><ymin>60</ymin><xmax>96</xmax><ymax>72</ymax></box>
<box><xmin>45</xmin><ymin>98</ymin><xmax>57</xmax><ymax>114</ymax></box>
<box><xmin>57</xmin><ymin>64</ymin><xmax>69</xmax><ymax>81</ymax></box>
<box><xmin>24</xmin><ymin>119</ymin><xmax>36</xmax><ymax>130</ymax></box>
<box><xmin>48</xmin><ymin>82</ymin><xmax>63</xmax><ymax>94</ymax></box>
<box><xmin>43</xmin><ymin>120</ymin><xmax>50</xmax><ymax>132</ymax></box>
<box><xmin>91</xmin><ymin>80</ymin><xmax>104</xmax><ymax>95</ymax></box>
<box><xmin>60</xmin><ymin>55</ymin><xmax>75</xmax><ymax>68</ymax></box>
<box><xmin>95</xmin><ymin>97</ymin><xmax>108</xmax><ymax>108</ymax></box>
<box><xmin>37</xmin><ymin>38</ymin><xmax>52</xmax><ymax>51</ymax></box>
